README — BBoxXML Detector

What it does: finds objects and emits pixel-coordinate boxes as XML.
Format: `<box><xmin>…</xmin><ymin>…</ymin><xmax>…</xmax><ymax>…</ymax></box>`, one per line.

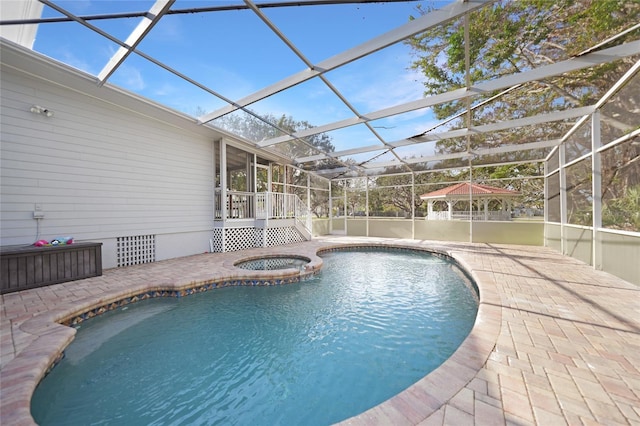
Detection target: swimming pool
<box><xmin>31</xmin><ymin>248</ymin><xmax>478</xmax><ymax>425</ymax></box>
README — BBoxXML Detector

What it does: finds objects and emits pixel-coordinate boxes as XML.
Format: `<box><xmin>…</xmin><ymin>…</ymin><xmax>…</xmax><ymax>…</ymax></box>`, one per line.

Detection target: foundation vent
<box><xmin>117</xmin><ymin>235</ymin><xmax>156</xmax><ymax>267</ymax></box>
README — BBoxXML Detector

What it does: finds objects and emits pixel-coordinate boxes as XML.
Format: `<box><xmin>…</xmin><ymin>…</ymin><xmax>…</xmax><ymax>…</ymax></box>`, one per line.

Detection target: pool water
<box><xmin>32</xmin><ymin>249</ymin><xmax>478</xmax><ymax>425</ymax></box>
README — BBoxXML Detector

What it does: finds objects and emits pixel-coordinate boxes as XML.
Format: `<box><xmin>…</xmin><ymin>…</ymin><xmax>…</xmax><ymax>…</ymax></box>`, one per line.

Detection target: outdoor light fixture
<box><xmin>30</xmin><ymin>105</ymin><xmax>54</xmax><ymax>117</ymax></box>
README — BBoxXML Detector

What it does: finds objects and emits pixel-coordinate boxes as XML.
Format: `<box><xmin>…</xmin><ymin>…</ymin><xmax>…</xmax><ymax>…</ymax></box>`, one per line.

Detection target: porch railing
<box><xmin>214</xmin><ymin>191</ymin><xmax>255</xmax><ymax>219</ymax></box>
<box><xmin>293</xmin><ymin>195</ymin><xmax>313</xmax><ymax>237</ymax></box>
<box><xmin>214</xmin><ymin>190</ymin><xmax>312</xmax><ymax>235</ymax></box>
<box><xmin>255</xmin><ymin>192</ymin><xmax>312</xmax><ymax>236</ymax></box>
<box><xmin>427</xmin><ymin>211</ymin><xmax>512</xmax><ymax>221</ymax></box>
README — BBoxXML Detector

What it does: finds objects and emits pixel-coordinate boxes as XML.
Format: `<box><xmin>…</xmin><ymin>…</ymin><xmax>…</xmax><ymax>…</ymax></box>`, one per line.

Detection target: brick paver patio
<box><xmin>1</xmin><ymin>237</ymin><xmax>639</xmax><ymax>425</ymax></box>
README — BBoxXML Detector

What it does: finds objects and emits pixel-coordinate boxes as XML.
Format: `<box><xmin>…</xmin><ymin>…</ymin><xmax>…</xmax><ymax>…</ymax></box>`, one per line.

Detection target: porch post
<box><xmin>483</xmin><ymin>198</ymin><xmax>489</xmax><ymax>221</ymax></box>
<box><xmin>212</xmin><ymin>139</ymin><xmax>217</xmax><ymax>220</ymax></box>
<box><xmin>447</xmin><ymin>200</ymin><xmax>453</xmax><ymax>220</ymax></box>
<box><xmin>220</xmin><ymin>139</ymin><xmax>228</xmax><ymax>252</ymax></box>
<box><xmin>221</xmin><ymin>139</ymin><xmax>227</xmax><ymax>221</ymax></box>
<box><xmin>252</xmin><ymin>154</ymin><xmax>257</xmax><ymax>192</ymax></box>
<box><xmin>427</xmin><ymin>200</ymin><xmax>433</xmax><ymax>220</ymax></box>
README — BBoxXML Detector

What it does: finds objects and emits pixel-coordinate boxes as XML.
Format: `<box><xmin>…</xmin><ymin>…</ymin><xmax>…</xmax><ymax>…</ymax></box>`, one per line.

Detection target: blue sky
<box><xmin>33</xmin><ymin>1</ymin><xmax>448</xmax><ymax>154</ymax></box>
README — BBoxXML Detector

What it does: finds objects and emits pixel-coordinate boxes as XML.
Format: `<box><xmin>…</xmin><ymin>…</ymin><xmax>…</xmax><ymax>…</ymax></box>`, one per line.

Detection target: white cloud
<box><xmin>59</xmin><ymin>49</ymin><xmax>95</xmax><ymax>75</ymax></box>
<box><xmin>113</xmin><ymin>65</ymin><xmax>145</xmax><ymax>91</ymax></box>
<box><xmin>97</xmin><ymin>41</ymin><xmax>148</xmax><ymax>93</ymax></box>
<box><xmin>153</xmin><ymin>82</ymin><xmax>178</xmax><ymax>97</ymax></box>
<box><xmin>67</xmin><ymin>0</ymin><xmax>92</xmax><ymax>13</ymax></box>
<box><xmin>148</xmin><ymin>17</ymin><xmax>183</xmax><ymax>42</ymax></box>
<box><xmin>347</xmin><ymin>54</ymin><xmax>425</xmax><ymax>112</ymax></box>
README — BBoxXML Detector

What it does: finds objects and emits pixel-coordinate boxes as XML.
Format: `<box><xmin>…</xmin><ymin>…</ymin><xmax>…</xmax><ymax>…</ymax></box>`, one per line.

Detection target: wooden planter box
<box><xmin>1</xmin><ymin>242</ymin><xmax>102</xmax><ymax>294</ymax></box>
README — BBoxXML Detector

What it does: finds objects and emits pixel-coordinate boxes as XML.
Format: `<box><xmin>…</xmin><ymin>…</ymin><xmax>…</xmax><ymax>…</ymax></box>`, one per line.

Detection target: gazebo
<box><xmin>420</xmin><ymin>183</ymin><xmax>519</xmax><ymax>221</ymax></box>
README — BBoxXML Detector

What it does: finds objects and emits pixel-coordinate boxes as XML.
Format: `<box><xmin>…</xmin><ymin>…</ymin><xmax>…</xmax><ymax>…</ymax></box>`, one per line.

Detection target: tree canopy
<box><xmin>401</xmin><ymin>0</ymin><xmax>639</xmax><ymax>229</ymax></box>
<box><xmin>213</xmin><ymin>110</ymin><xmax>339</xmax><ymax>170</ymax></box>
<box><xmin>408</xmin><ymin>0</ymin><xmax>640</xmax><ymax>122</ymax></box>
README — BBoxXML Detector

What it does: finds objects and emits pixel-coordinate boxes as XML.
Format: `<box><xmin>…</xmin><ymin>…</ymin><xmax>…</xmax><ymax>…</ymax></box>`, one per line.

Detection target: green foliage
<box><xmin>214</xmin><ymin>110</ymin><xmax>339</xmax><ymax>169</ymax></box>
<box><xmin>402</xmin><ymin>0</ymin><xmax>639</xmax><ymax>222</ymax></box>
<box><xmin>602</xmin><ymin>185</ymin><xmax>640</xmax><ymax>231</ymax></box>
<box><xmin>408</xmin><ymin>0</ymin><xmax>640</xmax><ymax>121</ymax></box>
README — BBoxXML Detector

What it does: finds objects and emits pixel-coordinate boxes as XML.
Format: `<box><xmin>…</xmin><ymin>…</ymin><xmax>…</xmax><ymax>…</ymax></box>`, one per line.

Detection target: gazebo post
<box><xmin>447</xmin><ymin>200</ymin><xmax>453</xmax><ymax>220</ymax></box>
<box><xmin>484</xmin><ymin>199</ymin><xmax>489</xmax><ymax>221</ymax></box>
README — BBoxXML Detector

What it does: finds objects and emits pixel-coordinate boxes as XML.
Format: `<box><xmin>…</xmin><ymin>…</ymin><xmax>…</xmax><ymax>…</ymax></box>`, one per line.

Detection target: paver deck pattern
<box><xmin>1</xmin><ymin>237</ymin><xmax>639</xmax><ymax>425</ymax></box>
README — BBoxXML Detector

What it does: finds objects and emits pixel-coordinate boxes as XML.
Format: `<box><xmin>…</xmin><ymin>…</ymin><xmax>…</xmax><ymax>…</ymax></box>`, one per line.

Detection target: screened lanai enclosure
<box><xmin>1</xmin><ymin>0</ymin><xmax>638</xmax><ymax>283</ymax></box>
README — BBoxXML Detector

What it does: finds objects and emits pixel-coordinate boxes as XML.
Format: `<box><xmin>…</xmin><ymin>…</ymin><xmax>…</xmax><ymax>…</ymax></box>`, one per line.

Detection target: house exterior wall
<box><xmin>0</xmin><ymin>60</ymin><xmax>216</xmax><ymax>269</ymax></box>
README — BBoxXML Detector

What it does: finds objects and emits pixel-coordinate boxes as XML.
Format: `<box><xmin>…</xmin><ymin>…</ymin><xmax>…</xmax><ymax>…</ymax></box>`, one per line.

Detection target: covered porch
<box><xmin>211</xmin><ymin>139</ymin><xmax>317</xmax><ymax>252</ymax></box>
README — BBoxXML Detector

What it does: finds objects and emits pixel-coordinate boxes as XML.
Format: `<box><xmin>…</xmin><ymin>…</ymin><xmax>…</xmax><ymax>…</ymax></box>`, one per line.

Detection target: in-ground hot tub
<box><xmin>234</xmin><ymin>255</ymin><xmax>311</xmax><ymax>271</ymax></box>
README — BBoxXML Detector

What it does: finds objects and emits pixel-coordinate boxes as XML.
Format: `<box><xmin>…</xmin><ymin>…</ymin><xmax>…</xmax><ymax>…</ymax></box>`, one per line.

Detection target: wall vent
<box><xmin>117</xmin><ymin>235</ymin><xmax>155</xmax><ymax>267</ymax></box>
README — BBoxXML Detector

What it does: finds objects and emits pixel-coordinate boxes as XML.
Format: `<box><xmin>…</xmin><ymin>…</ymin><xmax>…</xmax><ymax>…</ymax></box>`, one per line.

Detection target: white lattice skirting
<box><xmin>211</xmin><ymin>226</ymin><xmax>305</xmax><ymax>252</ymax></box>
<box><xmin>265</xmin><ymin>227</ymin><xmax>304</xmax><ymax>247</ymax></box>
<box><xmin>117</xmin><ymin>234</ymin><xmax>156</xmax><ymax>267</ymax></box>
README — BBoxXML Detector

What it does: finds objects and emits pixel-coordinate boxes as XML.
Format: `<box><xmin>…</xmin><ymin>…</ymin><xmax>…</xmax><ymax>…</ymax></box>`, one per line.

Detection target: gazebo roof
<box><xmin>419</xmin><ymin>183</ymin><xmax>519</xmax><ymax>200</ymax></box>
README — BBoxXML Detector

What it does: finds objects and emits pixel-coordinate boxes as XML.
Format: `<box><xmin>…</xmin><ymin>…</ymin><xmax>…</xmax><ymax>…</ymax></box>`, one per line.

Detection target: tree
<box><xmin>408</xmin><ymin>0</ymin><xmax>640</xmax><ymax>122</ymax></box>
<box><xmin>602</xmin><ymin>184</ymin><xmax>640</xmax><ymax>231</ymax></box>
<box><xmin>407</xmin><ymin>0</ymin><xmax>639</xmax><ymax>219</ymax></box>
<box><xmin>346</xmin><ymin>178</ymin><xmax>368</xmax><ymax>216</ymax></box>
<box><xmin>407</xmin><ymin>0</ymin><xmax>639</xmax><ymax>157</ymax></box>
<box><xmin>214</xmin><ymin>110</ymin><xmax>340</xmax><ymax>169</ymax></box>
<box><xmin>371</xmin><ymin>162</ymin><xmax>454</xmax><ymax>216</ymax></box>
<box><xmin>372</xmin><ymin>167</ymin><xmax>417</xmax><ymax>216</ymax></box>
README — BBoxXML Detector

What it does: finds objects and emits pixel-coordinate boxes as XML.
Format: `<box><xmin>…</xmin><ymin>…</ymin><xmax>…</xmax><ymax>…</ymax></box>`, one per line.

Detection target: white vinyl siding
<box><xmin>1</xmin><ymin>65</ymin><xmax>214</xmax><ymax>256</ymax></box>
